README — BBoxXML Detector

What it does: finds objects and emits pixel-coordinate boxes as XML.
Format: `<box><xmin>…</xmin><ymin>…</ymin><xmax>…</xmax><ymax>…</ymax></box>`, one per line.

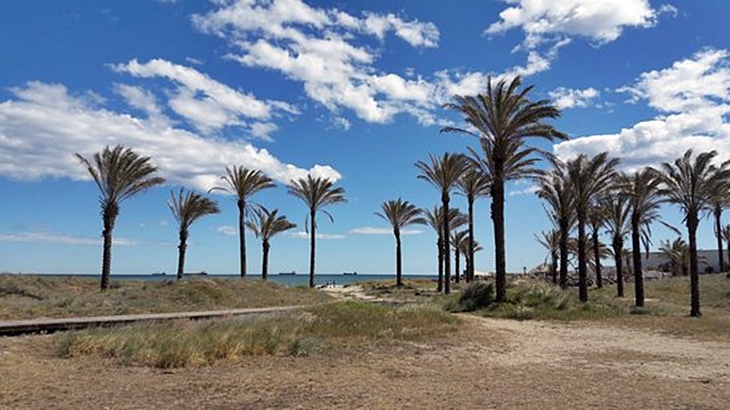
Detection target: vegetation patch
<box><xmin>55</xmin><ymin>301</ymin><xmax>460</xmax><ymax>368</ymax></box>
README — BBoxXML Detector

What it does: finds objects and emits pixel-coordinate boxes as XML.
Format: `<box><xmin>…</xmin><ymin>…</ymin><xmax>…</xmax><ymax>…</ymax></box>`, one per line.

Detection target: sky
<box><xmin>1</xmin><ymin>0</ymin><xmax>729</xmax><ymax>276</ymax></box>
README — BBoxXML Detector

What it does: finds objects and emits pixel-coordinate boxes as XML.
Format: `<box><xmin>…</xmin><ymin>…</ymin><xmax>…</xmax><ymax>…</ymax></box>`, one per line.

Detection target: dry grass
<box><xmin>0</xmin><ymin>274</ymin><xmax>332</xmax><ymax>320</ymax></box>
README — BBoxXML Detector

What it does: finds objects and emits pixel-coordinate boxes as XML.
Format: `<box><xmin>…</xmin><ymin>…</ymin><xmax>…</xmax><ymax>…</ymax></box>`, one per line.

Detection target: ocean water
<box><xmin>44</xmin><ymin>273</ymin><xmax>437</xmax><ymax>287</ymax></box>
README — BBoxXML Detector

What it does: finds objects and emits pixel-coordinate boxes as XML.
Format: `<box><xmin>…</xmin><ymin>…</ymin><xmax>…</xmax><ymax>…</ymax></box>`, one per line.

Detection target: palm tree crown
<box><xmin>76</xmin><ymin>145</ymin><xmax>165</xmax><ymax>290</ymax></box>
<box><xmin>376</xmin><ymin>198</ymin><xmax>425</xmax><ymax>287</ymax></box>
<box><xmin>168</xmin><ymin>188</ymin><xmax>220</xmax><ymax>279</ymax></box>
<box><xmin>442</xmin><ymin>75</ymin><xmax>567</xmax><ymax>302</ymax></box>
<box><xmin>288</xmin><ymin>175</ymin><xmax>346</xmax><ymax>288</ymax></box>
<box><xmin>601</xmin><ymin>191</ymin><xmax>632</xmax><ymax>297</ymax></box>
<box><xmin>209</xmin><ymin>166</ymin><xmax>275</xmax><ymax>278</ymax></box>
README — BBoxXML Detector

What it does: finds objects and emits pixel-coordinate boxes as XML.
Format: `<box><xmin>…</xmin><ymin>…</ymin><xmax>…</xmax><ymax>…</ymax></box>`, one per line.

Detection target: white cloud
<box><xmin>288</xmin><ymin>231</ymin><xmax>347</xmax><ymax>240</ymax></box>
<box><xmin>0</xmin><ymin>81</ymin><xmax>341</xmax><ymax>189</ymax></box>
<box><xmin>0</xmin><ymin>231</ymin><xmax>137</xmax><ymax>246</ymax></box>
<box><xmin>554</xmin><ymin>49</ymin><xmax>730</xmax><ymax>171</ymax></box>
<box><xmin>217</xmin><ymin>225</ymin><xmax>237</xmax><ymax>236</ymax></box>
<box><xmin>349</xmin><ymin>227</ymin><xmax>422</xmax><ymax>235</ymax></box>
<box><xmin>192</xmin><ymin>0</ymin><xmax>443</xmax><ymax>126</ymax></box>
<box><xmin>112</xmin><ymin>58</ymin><xmax>298</xmax><ymax>137</ymax></box>
<box><xmin>508</xmin><ymin>185</ymin><xmax>539</xmax><ymax>197</ymax></box>
<box><xmin>548</xmin><ymin>87</ymin><xmax>600</xmax><ymax>109</ymax></box>
<box><xmin>487</xmin><ymin>0</ymin><xmax>671</xmax><ymax>77</ymax></box>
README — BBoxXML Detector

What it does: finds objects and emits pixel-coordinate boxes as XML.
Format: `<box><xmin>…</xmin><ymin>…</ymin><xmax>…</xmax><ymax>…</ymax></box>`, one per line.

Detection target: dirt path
<box><xmin>2</xmin><ymin>315</ymin><xmax>729</xmax><ymax>409</ymax></box>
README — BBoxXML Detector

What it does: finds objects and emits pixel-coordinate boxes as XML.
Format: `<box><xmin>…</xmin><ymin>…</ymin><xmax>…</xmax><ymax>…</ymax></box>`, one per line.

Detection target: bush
<box><xmin>449</xmin><ymin>282</ymin><xmax>495</xmax><ymax>312</ymax></box>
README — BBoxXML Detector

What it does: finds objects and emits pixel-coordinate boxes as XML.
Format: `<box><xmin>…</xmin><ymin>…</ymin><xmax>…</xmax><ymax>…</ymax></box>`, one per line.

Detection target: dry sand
<box><xmin>1</xmin><ymin>312</ymin><xmax>729</xmax><ymax>409</ymax></box>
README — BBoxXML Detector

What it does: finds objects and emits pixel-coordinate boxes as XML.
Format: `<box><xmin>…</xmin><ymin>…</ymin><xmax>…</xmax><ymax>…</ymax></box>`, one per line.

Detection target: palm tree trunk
<box><xmin>631</xmin><ymin>218</ymin><xmax>644</xmax><ymax>307</ymax></box>
<box><xmin>577</xmin><ymin>218</ymin><xmax>588</xmax><ymax>302</ymax></box>
<box><xmin>492</xmin><ymin>176</ymin><xmax>507</xmax><ymax>302</ymax></box>
<box><xmin>593</xmin><ymin>230</ymin><xmax>602</xmax><ymax>288</ymax></box>
<box><xmin>715</xmin><ymin>209</ymin><xmax>724</xmax><ymax>273</ymax></box>
<box><xmin>559</xmin><ymin>221</ymin><xmax>569</xmax><ymax>289</ymax></box>
<box><xmin>613</xmin><ymin>238</ymin><xmax>624</xmax><ymax>298</ymax></box>
<box><xmin>309</xmin><ymin>210</ymin><xmax>316</xmax><ymax>289</ymax></box>
<box><xmin>454</xmin><ymin>246</ymin><xmax>460</xmax><ymax>285</ymax></box>
<box><xmin>238</xmin><ymin>199</ymin><xmax>247</xmax><ymax>278</ymax></box>
<box><xmin>467</xmin><ymin>198</ymin><xmax>475</xmax><ymax>283</ymax></box>
<box><xmin>550</xmin><ymin>250</ymin><xmax>558</xmax><ymax>285</ymax></box>
<box><xmin>442</xmin><ymin>194</ymin><xmax>452</xmax><ymax>295</ymax></box>
<box><xmin>262</xmin><ymin>240</ymin><xmax>270</xmax><ymax>281</ymax></box>
<box><xmin>100</xmin><ymin>211</ymin><xmax>115</xmax><ymax>291</ymax></box>
<box><xmin>395</xmin><ymin>230</ymin><xmax>403</xmax><ymax>288</ymax></box>
<box><xmin>688</xmin><ymin>214</ymin><xmax>701</xmax><ymax>317</ymax></box>
<box><xmin>437</xmin><ymin>237</ymin><xmax>443</xmax><ymax>292</ymax></box>
<box><xmin>177</xmin><ymin>230</ymin><xmax>188</xmax><ymax>280</ymax></box>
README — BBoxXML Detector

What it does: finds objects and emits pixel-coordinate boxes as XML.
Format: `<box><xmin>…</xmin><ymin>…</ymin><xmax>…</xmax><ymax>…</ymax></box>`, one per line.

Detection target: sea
<box><xmin>34</xmin><ymin>273</ymin><xmax>437</xmax><ymax>287</ymax></box>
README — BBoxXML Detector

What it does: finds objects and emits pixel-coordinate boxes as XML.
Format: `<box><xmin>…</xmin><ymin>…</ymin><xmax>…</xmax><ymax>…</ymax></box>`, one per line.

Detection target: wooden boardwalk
<box><xmin>0</xmin><ymin>305</ymin><xmax>305</xmax><ymax>337</ymax></box>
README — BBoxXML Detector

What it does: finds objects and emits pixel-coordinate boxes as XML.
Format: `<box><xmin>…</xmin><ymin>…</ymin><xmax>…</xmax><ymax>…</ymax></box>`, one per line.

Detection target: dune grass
<box><xmin>55</xmin><ymin>300</ymin><xmax>460</xmax><ymax>368</ymax></box>
<box><xmin>0</xmin><ymin>274</ymin><xmax>332</xmax><ymax>320</ymax></box>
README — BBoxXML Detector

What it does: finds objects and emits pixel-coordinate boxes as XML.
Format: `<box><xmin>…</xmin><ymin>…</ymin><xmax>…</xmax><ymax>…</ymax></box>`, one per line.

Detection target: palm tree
<box><xmin>209</xmin><ymin>166</ymin><xmax>275</xmax><ymax>278</ymax></box>
<box><xmin>656</xmin><ymin>149</ymin><xmax>730</xmax><ymax>317</ymax></box>
<box><xmin>375</xmin><ymin>199</ymin><xmax>426</xmax><ymax>287</ymax></box>
<box><xmin>588</xmin><ymin>204</ymin><xmax>606</xmax><ymax>288</ymax></box>
<box><xmin>168</xmin><ymin>189</ymin><xmax>220</xmax><ymax>280</ymax></box>
<box><xmin>443</xmin><ymin>76</ymin><xmax>567</xmax><ymax>302</ymax></box>
<box><xmin>601</xmin><ymin>192</ymin><xmax>631</xmax><ymax>297</ymax></box>
<box><xmin>622</xmin><ymin>168</ymin><xmax>670</xmax><ymax>307</ymax></box>
<box><xmin>288</xmin><ymin>175</ymin><xmax>346</xmax><ymax>288</ymax></box>
<box><xmin>423</xmin><ymin>206</ymin><xmax>466</xmax><ymax>292</ymax></box>
<box><xmin>566</xmin><ymin>152</ymin><xmax>619</xmax><ymax>302</ymax></box>
<box><xmin>459</xmin><ymin>236</ymin><xmax>483</xmax><ymax>278</ymax></box>
<box><xmin>416</xmin><ymin>153</ymin><xmax>469</xmax><ymax>294</ymax></box>
<box><xmin>659</xmin><ymin>237</ymin><xmax>690</xmax><ymax>277</ymax></box>
<box><xmin>456</xmin><ymin>168</ymin><xmax>491</xmax><ymax>282</ymax></box>
<box><xmin>534</xmin><ymin>230</ymin><xmax>560</xmax><ymax>284</ymax></box>
<box><xmin>450</xmin><ymin>230</ymin><xmax>469</xmax><ymax>283</ymax></box>
<box><xmin>245</xmin><ymin>207</ymin><xmax>296</xmax><ymax>281</ymax></box>
<box><xmin>707</xmin><ymin>174</ymin><xmax>729</xmax><ymax>272</ymax></box>
<box><xmin>537</xmin><ymin>163</ymin><xmax>574</xmax><ymax>289</ymax></box>
<box><xmin>76</xmin><ymin>145</ymin><xmax>165</xmax><ymax>290</ymax></box>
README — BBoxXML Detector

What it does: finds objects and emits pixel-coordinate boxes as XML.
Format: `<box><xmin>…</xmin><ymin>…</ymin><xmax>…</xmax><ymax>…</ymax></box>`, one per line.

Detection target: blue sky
<box><xmin>1</xmin><ymin>0</ymin><xmax>729</xmax><ymax>275</ymax></box>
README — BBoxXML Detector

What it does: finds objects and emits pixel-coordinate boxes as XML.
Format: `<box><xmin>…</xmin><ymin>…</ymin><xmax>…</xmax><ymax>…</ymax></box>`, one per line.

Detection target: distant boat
<box><xmin>278</xmin><ymin>270</ymin><xmax>296</xmax><ymax>276</ymax></box>
<box><xmin>184</xmin><ymin>271</ymin><xmax>208</xmax><ymax>276</ymax></box>
<box><xmin>151</xmin><ymin>271</ymin><xmax>166</xmax><ymax>276</ymax></box>
<box><xmin>343</xmin><ymin>271</ymin><xmax>357</xmax><ymax>276</ymax></box>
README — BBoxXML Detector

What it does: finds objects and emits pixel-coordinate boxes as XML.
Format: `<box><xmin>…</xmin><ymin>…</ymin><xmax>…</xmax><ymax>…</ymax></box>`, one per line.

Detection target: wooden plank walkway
<box><xmin>0</xmin><ymin>305</ymin><xmax>306</xmax><ymax>337</ymax></box>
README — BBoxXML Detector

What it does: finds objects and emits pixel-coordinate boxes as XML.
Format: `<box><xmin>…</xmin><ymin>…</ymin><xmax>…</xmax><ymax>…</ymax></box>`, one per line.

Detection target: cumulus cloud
<box><xmin>217</xmin><ymin>225</ymin><xmax>237</xmax><ymax>236</ymax></box>
<box><xmin>554</xmin><ymin>49</ymin><xmax>730</xmax><ymax>171</ymax></box>
<box><xmin>112</xmin><ymin>58</ymin><xmax>297</xmax><ymax>138</ymax></box>
<box><xmin>0</xmin><ymin>81</ymin><xmax>341</xmax><ymax>188</ymax></box>
<box><xmin>192</xmin><ymin>0</ymin><xmax>444</xmax><ymax>126</ymax></box>
<box><xmin>548</xmin><ymin>87</ymin><xmax>600</xmax><ymax>109</ymax></box>
<box><xmin>288</xmin><ymin>231</ymin><xmax>346</xmax><ymax>240</ymax></box>
<box><xmin>487</xmin><ymin>0</ymin><xmax>672</xmax><ymax>77</ymax></box>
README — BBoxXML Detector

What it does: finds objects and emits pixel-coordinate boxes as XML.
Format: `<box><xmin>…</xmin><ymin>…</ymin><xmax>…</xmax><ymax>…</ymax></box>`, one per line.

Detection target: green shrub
<box><xmin>448</xmin><ymin>282</ymin><xmax>495</xmax><ymax>312</ymax></box>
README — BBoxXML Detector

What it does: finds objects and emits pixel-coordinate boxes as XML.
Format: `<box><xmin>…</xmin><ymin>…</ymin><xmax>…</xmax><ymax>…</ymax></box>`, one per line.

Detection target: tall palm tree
<box><xmin>246</xmin><ymin>207</ymin><xmax>296</xmax><ymax>281</ymax></box>
<box><xmin>566</xmin><ymin>152</ymin><xmax>619</xmax><ymax>302</ymax></box>
<box><xmin>622</xmin><ymin>168</ymin><xmax>668</xmax><ymax>307</ymax></box>
<box><xmin>534</xmin><ymin>230</ymin><xmax>560</xmax><ymax>284</ymax></box>
<box><xmin>537</xmin><ymin>163</ymin><xmax>574</xmax><ymax>289</ymax></box>
<box><xmin>601</xmin><ymin>192</ymin><xmax>631</xmax><ymax>297</ymax></box>
<box><xmin>376</xmin><ymin>198</ymin><xmax>426</xmax><ymax>288</ymax></box>
<box><xmin>416</xmin><ymin>153</ymin><xmax>469</xmax><ymax>294</ymax></box>
<box><xmin>456</xmin><ymin>168</ymin><xmax>491</xmax><ymax>282</ymax></box>
<box><xmin>707</xmin><ymin>173</ymin><xmax>729</xmax><ymax>272</ymax></box>
<box><xmin>168</xmin><ymin>189</ymin><xmax>220</xmax><ymax>280</ymax></box>
<box><xmin>288</xmin><ymin>175</ymin><xmax>346</xmax><ymax>288</ymax></box>
<box><xmin>76</xmin><ymin>145</ymin><xmax>165</xmax><ymax>290</ymax></box>
<box><xmin>656</xmin><ymin>149</ymin><xmax>730</xmax><ymax>317</ymax></box>
<box><xmin>210</xmin><ymin>166</ymin><xmax>275</xmax><ymax>278</ymax></box>
<box><xmin>443</xmin><ymin>76</ymin><xmax>567</xmax><ymax>302</ymax></box>
<box><xmin>659</xmin><ymin>237</ymin><xmax>690</xmax><ymax>277</ymax></box>
<box><xmin>422</xmin><ymin>206</ymin><xmax>466</xmax><ymax>292</ymax></box>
